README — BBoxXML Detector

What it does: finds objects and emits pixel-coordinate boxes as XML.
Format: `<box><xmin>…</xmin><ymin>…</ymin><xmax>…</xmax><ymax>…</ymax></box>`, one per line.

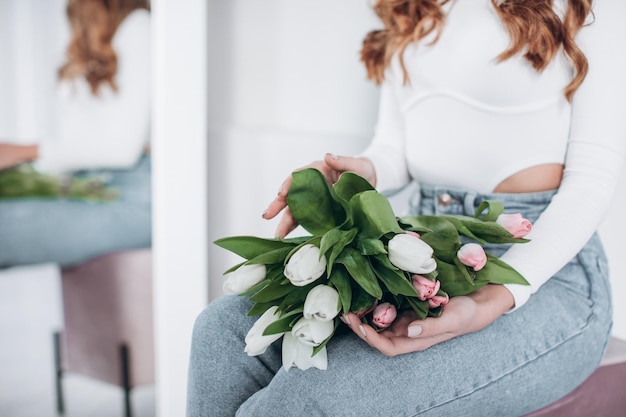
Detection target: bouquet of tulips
<box><xmin>0</xmin><ymin>163</ymin><xmax>118</xmax><ymax>201</ymax></box>
<box><xmin>214</xmin><ymin>169</ymin><xmax>532</xmax><ymax>371</ymax></box>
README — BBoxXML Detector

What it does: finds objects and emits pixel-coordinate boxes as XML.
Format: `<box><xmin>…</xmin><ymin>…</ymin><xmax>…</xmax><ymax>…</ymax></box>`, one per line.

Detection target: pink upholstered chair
<box><xmin>53</xmin><ymin>249</ymin><xmax>154</xmax><ymax>417</ymax></box>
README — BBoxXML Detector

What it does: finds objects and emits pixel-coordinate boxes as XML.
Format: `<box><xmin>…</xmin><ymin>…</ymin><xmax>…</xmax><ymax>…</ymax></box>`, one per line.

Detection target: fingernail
<box><xmin>358</xmin><ymin>325</ymin><xmax>367</xmax><ymax>338</ymax></box>
<box><xmin>329</xmin><ymin>153</ymin><xmax>338</xmax><ymax>160</ymax></box>
<box><xmin>340</xmin><ymin>314</ymin><xmax>351</xmax><ymax>326</ymax></box>
<box><xmin>277</xmin><ymin>185</ymin><xmax>283</xmax><ymax>195</ymax></box>
<box><xmin>261</xmin><ymin>210</ymin><xmax>268</xmax><ymax>218</ymax></box>
<box><xmin>408</xmin><ymin>325</ymin><xmax>422</xmax><ymax>338</ymax></box>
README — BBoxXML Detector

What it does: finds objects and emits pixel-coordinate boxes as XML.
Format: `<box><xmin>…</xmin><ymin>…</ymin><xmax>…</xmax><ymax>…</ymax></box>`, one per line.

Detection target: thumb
<box><xmin>407</xmin><ymin>313</ymin><xmax>457</xmax><ymax>340</ymax></box>
<box><xmin>323</xmin><ymin>153</ymin><xmax>376</xmax><ymax>186</ymax></box>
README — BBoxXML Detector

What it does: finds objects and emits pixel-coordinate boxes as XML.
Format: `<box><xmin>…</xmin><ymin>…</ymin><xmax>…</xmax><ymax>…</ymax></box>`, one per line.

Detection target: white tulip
<box><xmin>388</xmin><ymin>233</ymin><xmax>437</xmax><ymax>274</ymax></box>
<box><xmin>284</xmin><ymin>244</ymin><xmax>327</xmax><ymax>287</ymax></box>
<box><xmin>282</xmin><ymin>332</ymin><xmax>328</xmax><ymax>371</ymax></box>
<box><xmin>303</xmin><ymin>285</ymin><xmax>340</xmax><ymax>322</ymax></box>
<box><xmin>244</xmin><ymin>306</ymin><xmax>284</xmax><ymax>356</ymax></box>
<box><xmin>223</xmin><ymin>264</ymin><xmax>266</xmax><ymax>295</ymax></box>
<box><xmin>291</xmin><ymin>317</ymin><xmax>334</xmax><ymax>347</ymax></box>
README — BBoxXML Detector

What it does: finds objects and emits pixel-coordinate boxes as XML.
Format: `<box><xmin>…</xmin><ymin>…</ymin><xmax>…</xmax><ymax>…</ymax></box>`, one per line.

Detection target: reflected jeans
<box><xmin>187</xmin><ymin>184</ymin><xmax>612</xmax><ymax>417</ymax></box>
<box><xmin>0</xmin><ymin>154</ymin><xmax>151</xmax><ymax>268</ymax></box>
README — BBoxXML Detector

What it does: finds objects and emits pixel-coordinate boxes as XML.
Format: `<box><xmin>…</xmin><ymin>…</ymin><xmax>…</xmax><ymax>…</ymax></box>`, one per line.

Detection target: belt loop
<box><xmin>463</xmin><ymin>191</ymin><xmax>478</xmax><ymax>216</ymax></box>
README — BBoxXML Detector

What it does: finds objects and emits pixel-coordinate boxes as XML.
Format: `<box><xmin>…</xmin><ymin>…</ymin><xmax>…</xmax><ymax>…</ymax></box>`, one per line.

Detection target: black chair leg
<box><xmin>53</xmin><ymin>331</ymin><xmax>65</xmax><ymax>415</ymax></box>
<box><xmin>119</xmin><ymin>343</ymin><xmax>132</xmax><ymax>417</ymax></box>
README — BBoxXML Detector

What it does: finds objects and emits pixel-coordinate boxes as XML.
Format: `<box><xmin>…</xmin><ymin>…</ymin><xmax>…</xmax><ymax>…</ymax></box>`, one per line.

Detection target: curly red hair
<box><xmin>361</xmin><ymin>0</ymin><xmax>593</xmax><ymax>101</ymax></box>
<box><xmin>58</xmin><ymin>0</ymin><xmax>150</xmax><ymax>95</ymax></box>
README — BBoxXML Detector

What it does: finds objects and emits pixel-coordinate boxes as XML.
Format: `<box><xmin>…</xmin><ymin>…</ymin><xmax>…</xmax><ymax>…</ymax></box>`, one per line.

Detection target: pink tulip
<box><xmin>428</xmin><ymin>293</ymin><xmax>450</xmax><ymax>309</ymax></box>
<box><xmin>412</xmin><ymin>275</ymin><xmax>441</xmax><ymax>301</ymax></box>
<box><xmin>371</xmin><ymin>303</ymin><xmax>397</xmax><ymax>328</ymax></box>
<box><xmin>496</xmin><ymin>213</ymin><xmax>532</xmax><ymax>238</ymax></box>
<box><xmin>355</xmin><ymin>301</ymin><xmax>378</xmax><ymax>319</ymax></box>
<box><xmin>457</xmin><ymin>243</ymin><xmax>487</xmax><ymax>271</ymax></box>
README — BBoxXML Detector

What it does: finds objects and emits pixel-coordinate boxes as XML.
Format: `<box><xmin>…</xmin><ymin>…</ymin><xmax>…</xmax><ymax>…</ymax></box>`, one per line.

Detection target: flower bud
<box><xmin>412</xmin><ymin>275</ymin><xmax>441</xmax><ymax>301</ymax></box>
<box><xmin>284</xmin><ymin>244</ymin><xmax>327</xmax><ymax>287</ymax></box>
<box><xmin>371</xmin><ymin>302</ymin><xmax>397</xmax><ymax>328</ymax></box>
<box><xmin>496</xmin><ymin>213</ymin><xmax>532</xmax><ymax>238</ymax></box>
<box><xmin>388</xmin><ymin>233</ymin><xmax>437</xmax><ymax>274</ymax></box>
<box><xmin>303</xmin><ymin>285</ymin><xmax>340</xmax><ymax>322</ymax></box>
<box><xmin>457</xmin><ymin>243</ymin><xmax>487</xmax><ymax>271</ymax></box>
<box><xmin>223</xmin><ymin>264</ymin><xmax>266</xmax><ymax>295</ymax></box>
<box><xmin>428</xmin><ymin>293</ymin><xmax>450</xmax><ymax>309</ymax></box>
<box><xmin>291</xmin><ymin>317</ymin><xmax>334</xmax><ymax>347</ymax></box>
<box><xmin>282</xmin><ymin>333</ymin><xmax>328</xmax><ymax>371</ymax></box>
<box><xmin>244</xmin><ymin>306</ymin><xmax>283</xmax><ymax>356</ymax></box>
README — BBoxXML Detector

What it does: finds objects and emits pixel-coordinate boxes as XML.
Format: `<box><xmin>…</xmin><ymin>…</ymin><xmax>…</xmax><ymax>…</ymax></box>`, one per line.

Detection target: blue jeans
<box><xmin>0</xmin><ymin>154</ymin><xmax>151</xmax><ymax>268</ymax></box>
<box><xmin>187</xmin><ymin>184</ymin><xmax>612</xmax><ymax>416</ymax></box>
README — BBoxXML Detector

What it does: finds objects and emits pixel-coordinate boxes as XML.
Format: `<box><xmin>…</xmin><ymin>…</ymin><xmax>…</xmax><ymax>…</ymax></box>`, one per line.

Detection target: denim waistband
<box><xmin>411</xmin><ymin>184</ymin><xmax>557</xmax><ymax>224</ymax></box>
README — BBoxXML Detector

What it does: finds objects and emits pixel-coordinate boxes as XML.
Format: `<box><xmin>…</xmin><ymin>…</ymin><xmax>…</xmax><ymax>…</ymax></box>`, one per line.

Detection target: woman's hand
<box><xmin>0</xmin><ymin>143</ymin><xmax>39</xmax><ymax>171</ymax></box>
<box><xmin>342</xmin><ymin>284</ymin><xmax>515</xmax><ymax>356</ymax></box>
<box><xmin>262</xmin><ymin>153</ymin><xmax>376</xmax><ymax>238</ymax></box>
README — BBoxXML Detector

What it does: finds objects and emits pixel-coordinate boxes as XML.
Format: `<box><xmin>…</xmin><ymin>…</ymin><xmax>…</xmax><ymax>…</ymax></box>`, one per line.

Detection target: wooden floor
<box><xmin>0</xmin><ymin>264</ymin><xmax>155</xmax><ymax>417</ymax></box>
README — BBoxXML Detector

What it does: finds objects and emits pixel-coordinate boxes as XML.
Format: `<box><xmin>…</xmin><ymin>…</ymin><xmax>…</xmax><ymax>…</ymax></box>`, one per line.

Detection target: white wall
<box><xmin>206</xmin><ymin>0</ymin><xmax>381</xmax><ymax>299</ymax></box>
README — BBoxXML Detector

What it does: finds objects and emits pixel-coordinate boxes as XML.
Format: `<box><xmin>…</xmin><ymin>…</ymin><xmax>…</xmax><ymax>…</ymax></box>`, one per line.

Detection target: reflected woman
<box><xmin>0</xmin><ymin>0</ymin><xmax>152</xmax><ymax>267</ymax></box>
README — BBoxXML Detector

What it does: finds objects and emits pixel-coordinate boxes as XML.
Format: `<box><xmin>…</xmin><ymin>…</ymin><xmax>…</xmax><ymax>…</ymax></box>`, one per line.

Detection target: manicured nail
<box><xmin>262</xmin><ymin>210</ymin><xmax>268</xmax><ymax>218</ymax></box>
<box><xmin>408</xmin><ymin>325</ymin><xmax>422</xmax><ymax>338</ymax></box>
<box><xmin>358</xmin><ymin>325</ymin><xmax>367</xmax><ymax>338</ymax></box>
<box><xmin>340</xmin><ymin>314</ymin><xmax>351</xmax><ymax>326</ymax></box>
<box><xmin>329</xmin><ymin>153</ymin><xmax>338</xmax><ymax>160</ymax></box>
<box><xmin>277</xmin><ymin>185</ymin><xmax>283</xmax><ymax>195</ymax></box>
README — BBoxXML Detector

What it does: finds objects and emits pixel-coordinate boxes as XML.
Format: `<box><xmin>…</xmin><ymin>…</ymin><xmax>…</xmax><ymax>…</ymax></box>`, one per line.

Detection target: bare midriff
<box><xmin>493</xmin><ymin>163</ymin><xmax>563</xmax><ymax>193</ymax></box>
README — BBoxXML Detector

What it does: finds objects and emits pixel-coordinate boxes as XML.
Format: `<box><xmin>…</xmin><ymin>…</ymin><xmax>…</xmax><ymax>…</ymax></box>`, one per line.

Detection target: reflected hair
<box><xmin>361</xmin><ymin>0</ymin><xmax>593</xmax><ymax>101</ymax></box>
<box><xmin>58</xmin><ymin>0</ymin><xmax>150</xmax><ymax>95</ymax></box>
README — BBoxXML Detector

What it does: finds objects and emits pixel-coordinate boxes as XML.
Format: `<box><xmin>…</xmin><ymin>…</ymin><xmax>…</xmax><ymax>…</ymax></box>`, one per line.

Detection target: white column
<box><xmin>152</xmin><ymin>1</ymin><xmax>209</xmax><ymax>416</ymax></box>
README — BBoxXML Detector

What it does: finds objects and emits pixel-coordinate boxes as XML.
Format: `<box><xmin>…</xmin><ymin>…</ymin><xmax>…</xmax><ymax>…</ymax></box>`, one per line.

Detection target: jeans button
<box><xmin>438</xmin><ymin>193</ymin><xmax>452</xmax><ymax>207</ymax></box>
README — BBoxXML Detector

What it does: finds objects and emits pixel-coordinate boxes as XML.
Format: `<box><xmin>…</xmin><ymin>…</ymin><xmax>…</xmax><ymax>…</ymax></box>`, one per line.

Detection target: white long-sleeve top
<box><xmin>360</xmin><ymin>0</ymin><xmax>626</xmax><ymax>309</ymax></box>
<box><xmin>35</xmin><ymin>9</ymin><xmax>151</xmax><ymax>173</ymax></box>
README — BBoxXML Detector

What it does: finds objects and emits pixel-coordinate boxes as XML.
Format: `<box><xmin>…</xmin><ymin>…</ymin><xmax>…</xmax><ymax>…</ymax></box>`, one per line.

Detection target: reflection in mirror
<box><xmin>0</xmin><ymin>0</ymin><xmax>155</xmax><ymax>415</ymax></box>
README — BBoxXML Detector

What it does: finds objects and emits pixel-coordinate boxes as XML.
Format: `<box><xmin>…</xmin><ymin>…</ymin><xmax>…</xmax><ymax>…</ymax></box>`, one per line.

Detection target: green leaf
<box><xmin>247</xmin><ymin>301</ymin><xmax>280</xmax><ymax>316</ymax></box>
<box><xmin>249</xmin><ymin>279</ymin><xmax>295</xmax><ymax>303</ymax></box>
<box><xmin>405</xmin><ymin>297</ymin><xmax>429</xmax><ymax>320</ymax></box>
<box><xmin>452</xmin><ymin>255</ymin><xmax>475</xmax><ymax>286</ymax></box>
<box><xmin>350</xmin><ymin>191</ymin><xmax>404</xmax><ymax>239</ymax></box>
<box><xmin>329</xmin><ymin>265</ymin><xmax>352</xmax><ymax>314</ymax></box>
<box><xmin>333</xmin><ymin>172</ymin><xmax>375</xmax><ymax>203</ymax></box>
<box><xmin>287</xmin><ymin>168</ymin><xmax>346</xmax><ymax>235</ymax></box>
<box><xmin>427</xmin><ymin>305</ymin><xmax>444</xmax><ymax>318</ymax></box>
<box><xmin>247</xmin><ymin>247</ymin><xmax>294</xmax><ymax>266</ymax></box>
<box><xmin>474</xmin><ymin>254</ymin><xmax>530</xmax><ymax>286</ymax></box>
<box><xmin>349</xmin><ymin>285</ymin><xmax>378</xmax><ymax>314</ymax></box>
<box><xmin>442</xmin><ymin>215</ymin><xmax>528</xmax><ymax>244</ymax></box>
<box><xmin>337</xmin><ymin>248</ymin><xmax>383</xmax><ymax>299</ymax></box>
<box><xmin>371</xmin><ymin>257</ymin><xmax>419</xmax><ymax>297</ymax></box>
<box><xmin>435</xmin><ymin>258</ymin><xmax>482</xmax><ymax>297</ymax></box>
<box><xmin>263</xmin><ymin>313</ymin><xmax>299</xmax><ymax>336</ymax></box>
<box><xmin>357</xmin><ymin>238</ymin><xmax>387</xmax><ymax>256</ymax></box>
<box><xmin>320</xmin><ymin>228</ymin><xmax>357</xmax><ymax>275</ymax></box>
<box><xmin>474</xmin><ymin>200</ymin><xmax>504</xmax><ymax>221</ymax></box>
<box><xmin>214</xmin><ymin>236</ymin><xmax>298</xmax><ymax>260</ymax></box>
<box><xmin>238</xmin><ymin>278</ymin><xmax>272</xmax><ymax>297</ymax></box>
<box><xmin>278</xmin><ymin>286</ymin><xmax>316</xmax><ymax>312</ymax></box>
<box><xmin>438</xmin><ymin>216</ymin><xmax>487</xmax><ymax>244</ymax></box>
